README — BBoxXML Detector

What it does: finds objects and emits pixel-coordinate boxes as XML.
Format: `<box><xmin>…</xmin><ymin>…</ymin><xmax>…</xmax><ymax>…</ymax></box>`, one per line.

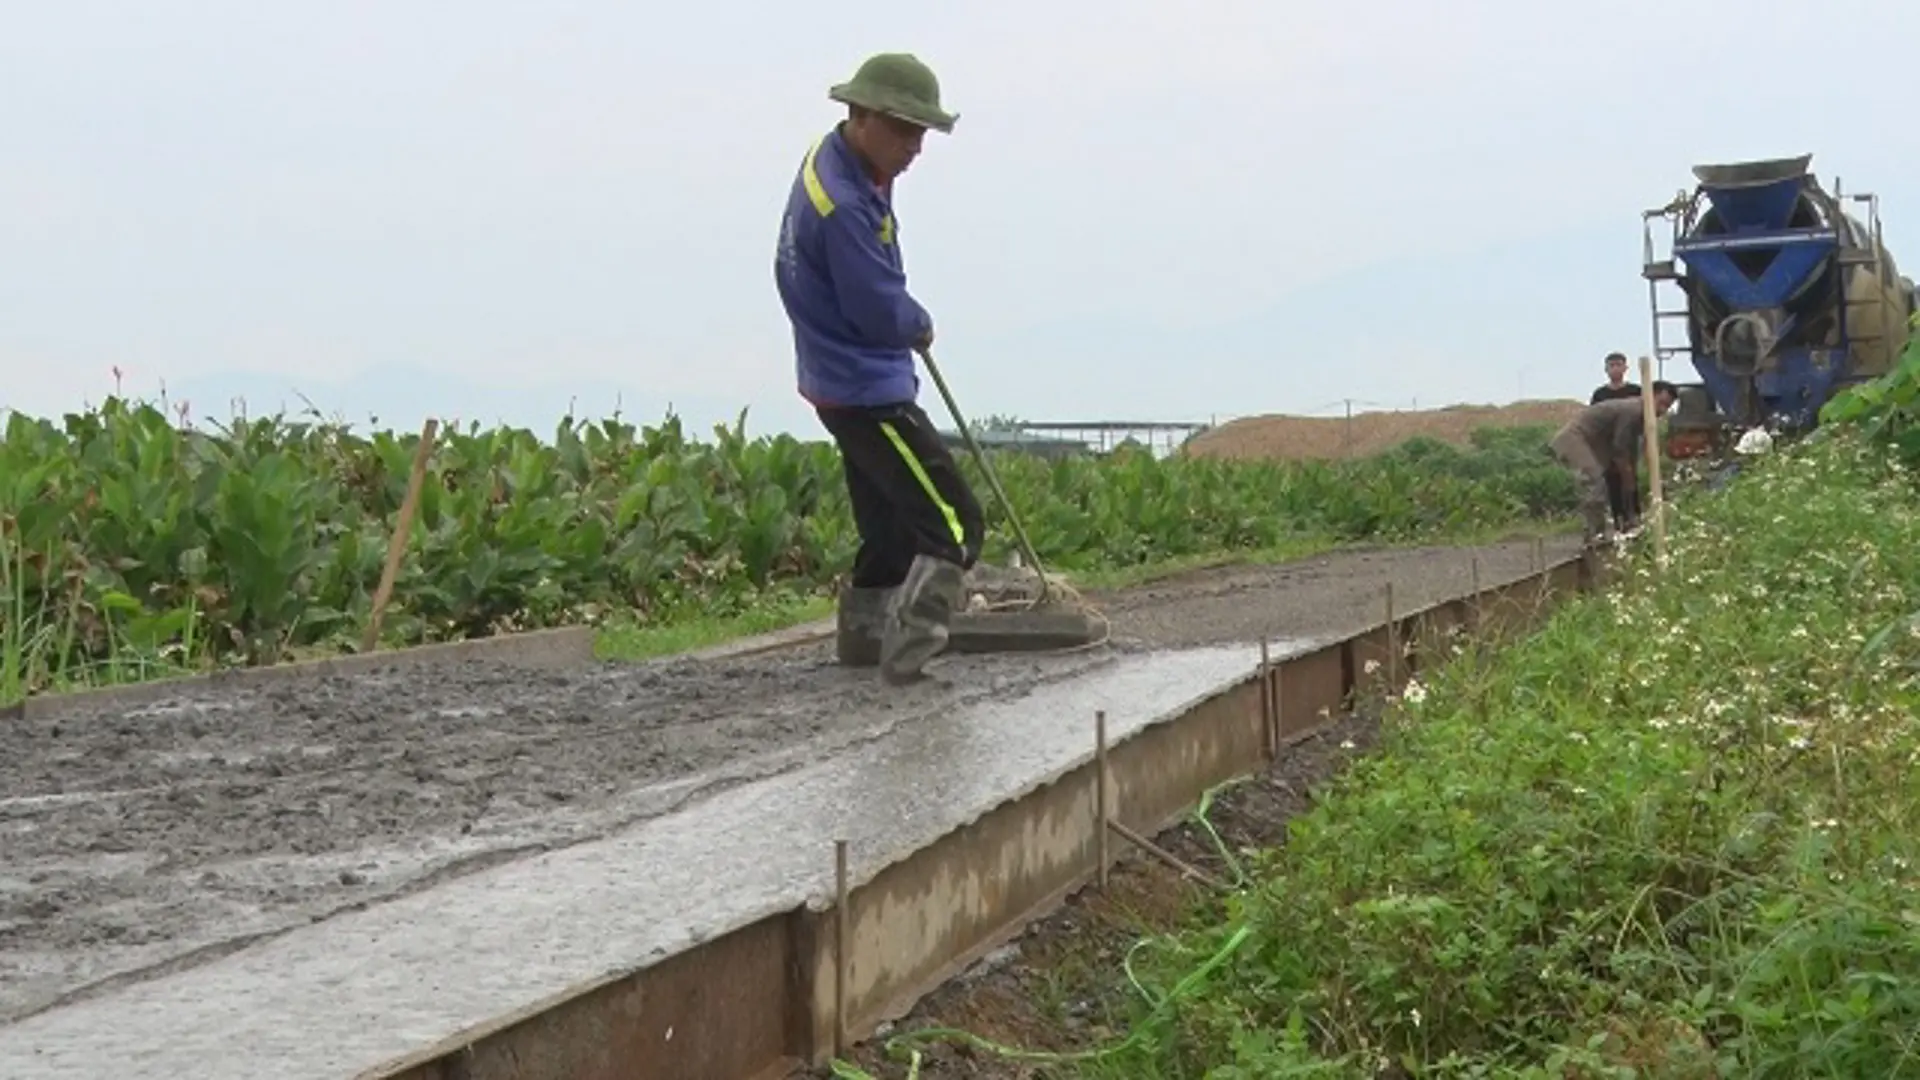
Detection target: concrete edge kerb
<box><xmin>685</xmin><ymin>617</ymin><xmax>836</xmax><ymax>661</ymax></box>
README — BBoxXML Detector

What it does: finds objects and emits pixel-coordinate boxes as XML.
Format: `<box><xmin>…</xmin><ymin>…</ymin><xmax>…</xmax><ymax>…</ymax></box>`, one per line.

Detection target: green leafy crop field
<box><xmin>0</xmin><ymin>398</ymin><xmax>1576</xmax><ymax>705</ymax></box>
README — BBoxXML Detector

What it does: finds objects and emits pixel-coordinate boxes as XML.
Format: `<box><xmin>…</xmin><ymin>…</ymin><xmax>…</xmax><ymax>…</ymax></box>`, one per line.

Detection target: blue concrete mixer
<box><xmin>1641</xmin><ymin>154</ymin><xmax>1917</xmax><ymax>457</ymax></box>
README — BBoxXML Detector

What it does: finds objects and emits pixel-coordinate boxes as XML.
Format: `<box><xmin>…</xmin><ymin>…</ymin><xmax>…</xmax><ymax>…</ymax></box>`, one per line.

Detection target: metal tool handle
<box><xmin>916</xmin><ymin>345</ymin><xmax>1053</xmax><ymax>604</ymax></box>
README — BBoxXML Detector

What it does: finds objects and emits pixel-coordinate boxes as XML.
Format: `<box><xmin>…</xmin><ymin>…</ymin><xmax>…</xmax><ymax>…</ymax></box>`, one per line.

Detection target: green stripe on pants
<box><xmin>879</xmin><ymin>420</ymin><xmax>966</xmax><ymax>547</ymax></box>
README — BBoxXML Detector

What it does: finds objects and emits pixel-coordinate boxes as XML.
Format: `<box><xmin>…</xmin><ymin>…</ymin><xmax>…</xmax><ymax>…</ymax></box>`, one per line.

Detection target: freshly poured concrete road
<box><xmin>0</xmin><ymin>642</ymin><xmax>1272</xmax><ymax>1080</ymax></box>
<box><xmin>0</xmin><ymin>537</ymin><xmax>1577</xmax><ymax>1077</ymax></box>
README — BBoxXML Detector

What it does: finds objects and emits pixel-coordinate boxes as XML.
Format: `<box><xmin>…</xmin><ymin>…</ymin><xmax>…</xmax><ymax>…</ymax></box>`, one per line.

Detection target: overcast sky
<box><xmin>4</xmin><ymin>0</ymin><xmax>1916</xmax><ymax>441</ymax></box>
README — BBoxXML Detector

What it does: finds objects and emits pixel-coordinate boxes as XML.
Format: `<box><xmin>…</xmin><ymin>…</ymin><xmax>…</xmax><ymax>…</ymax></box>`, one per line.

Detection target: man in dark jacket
<box><xmin>1589</xmin><ymin>352</ymin><xmax>1643</xmax><ymax>529</ymax></box>
<box><xmin>774</xmin><ymin>53</ymin><xmax>984</xmax><ymax>685</ymax></box>
<box><xmin>1551</xmin><ymin>381</ymin><xmax>1676</xmax><ymax>546</ymax></box>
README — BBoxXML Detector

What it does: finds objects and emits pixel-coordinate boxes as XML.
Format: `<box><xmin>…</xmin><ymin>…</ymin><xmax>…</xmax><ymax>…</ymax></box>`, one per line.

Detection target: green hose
<box><xmin>828</xmin><ymin>779</ymin><xmax>1257</xmax><ymax>1078</ymax></box>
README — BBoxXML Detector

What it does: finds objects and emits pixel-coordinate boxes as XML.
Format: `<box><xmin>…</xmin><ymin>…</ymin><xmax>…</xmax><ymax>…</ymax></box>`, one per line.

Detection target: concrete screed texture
<box><xmin>0</xmin><ymin>538</ymin><xmax>1575</xmax><ymax>1069</ymax></box>
<box><xmin>5</xmin><ymin>642</ymin><xmax>1264</xmax><ymax>1080</ymax></box>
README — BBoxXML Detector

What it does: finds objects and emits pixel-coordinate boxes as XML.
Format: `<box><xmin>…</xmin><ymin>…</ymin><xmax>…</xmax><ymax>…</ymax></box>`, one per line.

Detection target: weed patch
<box><xmin>963</xmin><ymin>430</ymin><xmax>1920</xmax><ymax>1078</ymax></box>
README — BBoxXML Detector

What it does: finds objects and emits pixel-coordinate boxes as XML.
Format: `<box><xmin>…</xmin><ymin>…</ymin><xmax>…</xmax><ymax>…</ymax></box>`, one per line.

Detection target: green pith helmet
<box><xmin>828</xmin><ymin>53</ymin><xmax>958</xmax><ymax>134</ymax></box>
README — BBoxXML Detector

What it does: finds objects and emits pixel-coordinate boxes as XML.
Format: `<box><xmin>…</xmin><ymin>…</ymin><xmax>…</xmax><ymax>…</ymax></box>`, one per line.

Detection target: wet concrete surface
<box><xmin>0</xmin><ymin>535</ymin><xmax>1573</xmax><ymax>1041</ymax></box>
<box><xmin>821</xmin><ymin>707</ymin><xmax>1393</xmax><ymax>1080</ymax></box>
<box><xmin>1092</xmin><ymin>536</ymin><xmax>1575</xmax><ymax>649</ymax></box>
<box><xmin>0</xmin><ymin>643</ymin><xmax>1263</xmax><ymax>1080</ymax></box>
<box><xmin>0</xmin><ymin>647</ymin><xmax>1119</xmax><ymax>1025</ymax></box>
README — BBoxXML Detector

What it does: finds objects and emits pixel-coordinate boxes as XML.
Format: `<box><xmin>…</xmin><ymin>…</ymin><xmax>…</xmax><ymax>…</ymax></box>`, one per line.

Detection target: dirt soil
<box><xmin>1184</xmin><ymin>399</ymin><xmax>1585</xmax><ymax>462</ymax></box>
<box><xmin>0</xmin><ymin>536</ymin><xmax>1572</xmax><ymax>1025</ymax></box>
<box><xmin>805</xmin><ymin>708</ymin><xmax>1390</xmax><ymax>1080</ymax></box>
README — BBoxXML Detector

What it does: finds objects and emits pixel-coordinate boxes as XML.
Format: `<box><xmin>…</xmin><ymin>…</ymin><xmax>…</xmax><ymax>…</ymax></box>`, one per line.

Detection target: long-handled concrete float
<box><xmin>914</xmin><ymin>344</ymin><xmax>1111</xmax><ymax>655</ymax></box>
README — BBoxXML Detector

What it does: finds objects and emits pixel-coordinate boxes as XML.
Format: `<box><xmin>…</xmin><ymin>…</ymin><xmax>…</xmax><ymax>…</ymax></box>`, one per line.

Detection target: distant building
<box><xmin>934</xmin><ymin>420</ymin><xmax>1213</xmax><ymax>461</ymax></box>
<box><xmin>937</xmin><ymin>428</ymin><xmax>1093</xmax><ymax>461</ymax></box>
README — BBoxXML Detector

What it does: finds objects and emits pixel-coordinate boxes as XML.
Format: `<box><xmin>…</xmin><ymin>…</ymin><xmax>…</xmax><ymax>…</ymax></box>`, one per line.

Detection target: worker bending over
<box><xmin>1587</xmin><ymin>352</ymin><xmax>1643</xmax><ymax>531</ymax></box>
<box><xmin>773</xmin><ymin>53</ymin><xmax>985</xmax><ymax>685</ymax></box>
<box><xmin>1550</xmin><ymin>382</ymin><xmax>1676</xmax><ymax>547</ymax></box>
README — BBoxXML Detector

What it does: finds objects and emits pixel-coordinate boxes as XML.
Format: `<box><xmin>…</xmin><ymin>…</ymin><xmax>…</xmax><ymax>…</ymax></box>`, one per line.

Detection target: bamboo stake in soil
<box><xmin>1095</xmin><ymin>710</ymin><xmax>1110</xmax><ymax>890</ymax></box>
<box><xmin>1384</xmin><ymin>582</ymin><xmax>1397</xmax><ymax>687</ymax></box>
<box><xmin>362</xmin><ymin>417</ymin><xmax>439</xmax><ymax>654</ymax></box>
<box><xmin>1471</xmin><ymin>556</ymin><xmax>1483</xmax><ymax>632</ymax></box>
<box><xmin>1638</xmin><ymin>355</ymin><xmax>1669</xmax><ymax>569</ymax></box>
<box><xmin>1270</xmin><ymin>648</ymin><xmax>1284</xmax><ymax>752</ymax></box>
<box><xmin>1106</xmin><ymin>819</ymin><xmax>1227</xmax><ymax>891</ymax></box>
<box><xmin>835</xmin><ymin>839</ymin><xmax>850</xmax><ymax>1057</ymax></box>
<box><xmin>1258</xmin><ymin>639</ymin><xmax>1274</xmax><ymax>760</ymax></box>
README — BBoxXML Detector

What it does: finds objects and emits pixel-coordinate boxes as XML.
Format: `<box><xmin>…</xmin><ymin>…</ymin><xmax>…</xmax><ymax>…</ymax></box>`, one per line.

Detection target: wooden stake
<box><xmin>1258</xmin><ymin>639</ymin><xmax>1274</xmax><ymax>760</ymax></box>
<box><xmin>1095</xmin><ymin>710</ymin><xmax>1110</xmax><ymax>890</ymax></box>
<box><xmin>834</xmin><ymin>839</ymin><xmax>850</xmax><ymax>1058</ymax></box>
<box><xmin>362</xmin><ymin>417</ymin><xmax>439</xmax><ymax>654</ymax></box>
<box><xmin>1384</xmin><ymin>582</ymin><xmax>1397</xmax><ymax>685</ymax></box>
<box><xmin>1271</xmin><ymin>656</ymin><xmax>1285</xmax><ymax>751</ymax></box>
<box><xmin>1470</xmin><ymin>555</ymin><xmax>1483</xmax><ymax>631</ymax></box>
<box><xmin>1637</xmin><ymin>355</ymin><xmax>1669</xmax><ymax>569</ymax></box>
<box><xmin>1107</xmin><ymin>819</ymin><xmax>1227</xmax><ymax>891</ymax></box>
<box><xmin>1533</xmin><ymin>535</ymin><xmax>1545</xmax><ymax>573</ymax></box>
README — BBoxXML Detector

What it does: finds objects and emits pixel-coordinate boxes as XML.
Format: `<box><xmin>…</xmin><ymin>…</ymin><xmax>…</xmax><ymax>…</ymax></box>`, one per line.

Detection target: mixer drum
<box><xmin>1679</xmin><ymin>165</ymin><xmax>1914</xmax><ymax>379</ymax></box>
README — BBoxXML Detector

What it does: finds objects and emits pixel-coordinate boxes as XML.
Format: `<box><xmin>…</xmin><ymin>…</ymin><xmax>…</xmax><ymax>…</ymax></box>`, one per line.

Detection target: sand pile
<box><xmin>1183</xmin><ymin>400</ymin><xmax>1586</xmax><ymax>462</ymax></box>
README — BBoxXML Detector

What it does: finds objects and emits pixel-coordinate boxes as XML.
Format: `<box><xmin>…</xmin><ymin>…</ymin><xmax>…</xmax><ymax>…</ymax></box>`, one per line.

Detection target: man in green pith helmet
<box><xmin>773</xmin><ymin>53</ymin><xmax>986</xmax><ymax>686</ymax></box>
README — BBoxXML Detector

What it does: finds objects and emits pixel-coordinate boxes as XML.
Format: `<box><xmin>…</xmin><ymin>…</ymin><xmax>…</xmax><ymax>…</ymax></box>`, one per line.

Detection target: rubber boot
<box><xmin>880</xmin><ymin>555</ymin><xmax>965</xmax><ymax>686</ymax></box>
<box><xmin>835</xmin><ymin>583</ymin><xmax>892</xmax><ymax>667</ymax></box>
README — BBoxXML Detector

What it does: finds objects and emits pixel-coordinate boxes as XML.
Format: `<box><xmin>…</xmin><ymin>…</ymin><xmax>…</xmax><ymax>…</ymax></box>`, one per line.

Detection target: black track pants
<box><xmin>815</xmin><ymin>401</ymin><xmax>987</xmax><ymax>589</ymax></box>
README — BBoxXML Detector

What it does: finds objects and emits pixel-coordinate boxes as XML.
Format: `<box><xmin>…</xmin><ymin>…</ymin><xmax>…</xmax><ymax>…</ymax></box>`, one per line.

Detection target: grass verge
<box><xmin>835</xmin><ymin>428</ymin><xmax>1920</xmax><ymax>1078</ymax></box>
<box><xmin>594</xmin><ymin>591</ymin><xmax>837</xmax><ymax>660</ymax></box>
<box><xmin>1106</xmin><ymin>430</ymin><xmax>1920</xmax><ymax>1077</ymax></box>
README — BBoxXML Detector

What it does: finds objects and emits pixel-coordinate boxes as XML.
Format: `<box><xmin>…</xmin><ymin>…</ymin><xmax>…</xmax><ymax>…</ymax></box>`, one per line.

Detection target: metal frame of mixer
<box><xmin>1639</xmin><ymin>164</ymin><xmax>1898</xmax><ymax>458</ymax></box>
